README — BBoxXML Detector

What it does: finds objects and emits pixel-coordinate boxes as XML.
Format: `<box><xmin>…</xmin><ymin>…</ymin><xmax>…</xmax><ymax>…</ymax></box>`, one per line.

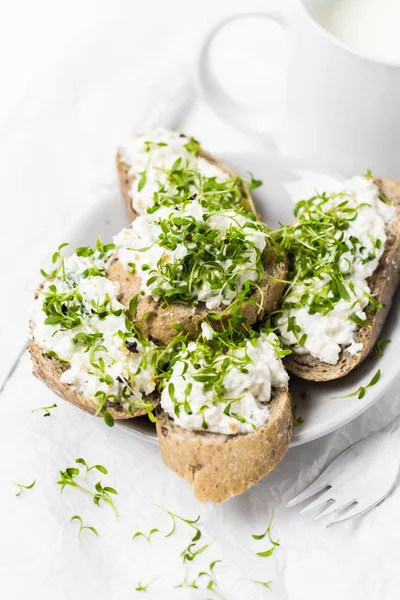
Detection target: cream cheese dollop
<box><xmin>114</xmin><ymin>200</ymin><xmax>266</xmax><ymax>310</ymax></box>
<box><xmin>160</xmin><ymin>324</ymin><xmax>289</xmax><ymax>434</ymax></box>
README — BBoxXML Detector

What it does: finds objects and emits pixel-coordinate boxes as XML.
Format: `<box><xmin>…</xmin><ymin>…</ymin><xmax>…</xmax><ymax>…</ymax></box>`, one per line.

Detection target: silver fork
<box><xmin>286</xmin><ymin>414</ymin><xmax>400</xmax><ymax>525</ymax></box>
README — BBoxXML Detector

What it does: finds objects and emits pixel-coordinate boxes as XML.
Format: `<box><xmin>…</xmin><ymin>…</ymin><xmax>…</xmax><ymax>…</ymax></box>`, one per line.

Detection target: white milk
<box><xmin>314</xmin><ymin>0</ymin><xmax>400</xmax><ymax>63</ymax></box>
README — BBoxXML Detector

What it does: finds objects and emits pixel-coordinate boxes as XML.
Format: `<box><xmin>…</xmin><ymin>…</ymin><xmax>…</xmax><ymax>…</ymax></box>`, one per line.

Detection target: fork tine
<box><xmin>299</xmin><ymin>489</ymin><xmax>334</xmax><ymax>514</ymax></box>
<box><xmin>327</xmin><ymin>502</ymin><xmax>361</xmax><ymax>526</ymax></box>
<box><xmin>314</xmin><ymin>499</ymin><xmax>356</xmax><ymax>521</ymax></box>
<box><xmin>286</xmin><ymin>482</ymin><xmax>331</xmax><ymax>508</ymax></box>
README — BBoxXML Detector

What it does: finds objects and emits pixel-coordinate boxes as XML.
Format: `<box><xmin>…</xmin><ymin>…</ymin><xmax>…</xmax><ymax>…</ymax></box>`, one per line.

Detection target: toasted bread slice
<box><xmin>155</xmin><ymin>388</ymin><xmax>293</xmax><ymax>503</ymax></box>
<box><xmin>284</xmin><ymin>177</ymin><xmax>400</xmax><ymax>381</ymax></box>
<box><xmin>117</xmin><ymin>146</ymin><xmax>256</xmax><ymax>222</ymax></box>
<box><xmin>107</xmin><ymin>248</ymin><xmax>288</xmax><ymax>346</ymax></box>
<box><xmin>29</xmin><ymin>340</ymin><xmax>159</xmax><ymax>420</ymax></box>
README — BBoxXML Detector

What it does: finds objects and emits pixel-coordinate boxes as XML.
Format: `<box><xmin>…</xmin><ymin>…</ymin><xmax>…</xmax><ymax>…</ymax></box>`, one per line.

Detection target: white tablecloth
<box><xmin>1</xmin><ymin>2</ymin><xmax>399</xmax><ymax>599</ymax></box>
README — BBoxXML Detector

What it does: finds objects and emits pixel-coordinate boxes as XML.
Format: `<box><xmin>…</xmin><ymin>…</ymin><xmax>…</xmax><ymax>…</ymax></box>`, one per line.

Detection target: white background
<box><xmin>0</xmin><ymin>1</ymin><xmax>400</xmax><ymax>599</ymax></box>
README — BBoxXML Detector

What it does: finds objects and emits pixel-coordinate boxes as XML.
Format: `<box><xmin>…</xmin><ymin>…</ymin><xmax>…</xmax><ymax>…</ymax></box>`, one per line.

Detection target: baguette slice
<box><xmin>117</xmin><ymin>146</ymin><xmax>256</xmax><ymax>222</ymax></box>
<box><xmin>107</xmin><ymin>248</ymin><xmax>287</xmax><ymax>346</ymax></box>
<box><xmin>29</xmin><ymin>340</ymin><xmax>159</xmax><ymax>420</ymax></box>
<box><xmin>284</xmin><ymin>177</ymin><xmax>400</xmax><ymax>381</ymax></box>
<box><xmin>155</xmin><ymin>388</ymin><xmax>293</xmax><ymax>503</ymax></box>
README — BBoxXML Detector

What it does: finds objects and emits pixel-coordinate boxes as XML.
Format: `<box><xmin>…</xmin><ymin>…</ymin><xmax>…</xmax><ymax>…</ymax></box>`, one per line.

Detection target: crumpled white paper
<box><xmin>1</xmin><ymin>3</ymin><xmax>400</xmax><ymax>599</ymax></box>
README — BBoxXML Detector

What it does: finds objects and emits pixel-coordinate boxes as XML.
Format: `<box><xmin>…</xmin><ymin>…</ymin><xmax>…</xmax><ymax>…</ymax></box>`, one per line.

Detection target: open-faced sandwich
<box><xmin>156</xmin><ymin>323</ymin><xmax>293</xmax><ymax>503</ymax></box>
<box><xmin>29</xmin><ymin>239</ymin><xmax>160</xmax><ymax>425</ymax></box>
<box><xmin>273</xmin><ymin>174</ymin><xmax>400</xmax><ymax>381</ymax></box>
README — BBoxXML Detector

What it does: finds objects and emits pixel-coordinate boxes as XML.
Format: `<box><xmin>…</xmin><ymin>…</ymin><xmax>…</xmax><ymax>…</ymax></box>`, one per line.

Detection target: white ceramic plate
<box><xmin>67</xmin><ymin>153</ymin><xmax>400</xmax><ymax>446</ymax></box>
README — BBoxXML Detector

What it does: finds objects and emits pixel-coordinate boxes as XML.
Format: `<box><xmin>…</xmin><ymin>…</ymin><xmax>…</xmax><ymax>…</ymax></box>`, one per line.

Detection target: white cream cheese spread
<box><xmin>276</xmin><ymin>175</ymin><xmax>395</xmax><ymax>365</ymax></box>
<box><xmin>114</xmin><ymin>200</ymin><xmax>267</xmax><ymax>310</ymax></box>
<box><xmin>160</xmin><ymin>323</ymin><xmax>289</xmax><ymax>434</ymax></box>
<box><xmin>31</xmin><ymin>242</ymin><xmax>157</xmax><ymax>418</ymax></box>
<box><xmin>120</xmin><ymin>128</ymin><xmax>230</xmax><ymax>215</ymax></box>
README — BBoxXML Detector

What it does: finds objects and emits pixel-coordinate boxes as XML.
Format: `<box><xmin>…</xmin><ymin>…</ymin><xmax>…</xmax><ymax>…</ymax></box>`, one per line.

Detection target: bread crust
<box><xmin>116</xmin><ymin>145</ymin><xmax>256</xmax><ymax>223</ymax></box>
<box><xmin>155</xmin><ymin>388</ymin><xmax>293</xmax><ymax>503</ymax></box>
<box><xmin>29</xmin><ymin>339</ymin><xmax>159</xmax><ymax>420</ymax></box>
<box><xmin>284</xmin><ymin>177</ymin><xmax>400</xmax><ymax>381</ymax></box>
<box><xmin>107</xmin><ymin>248</ymin><xmax>287</xmax><ymax>346</ymax></box>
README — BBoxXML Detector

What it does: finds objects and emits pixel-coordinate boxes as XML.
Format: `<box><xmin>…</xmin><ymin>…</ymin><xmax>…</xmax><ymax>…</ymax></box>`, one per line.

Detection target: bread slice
<box><xmin>155</xmin><ymin>388</ymin><xmax>293</xmax><ymax>503</ymax></box>
<box><xmin>284</xmin><ymin>177</ymin><xmax>400</xmax><ymax>381</ymax></box>
<box><xmin>107</xmin><ymin>248</ymin><xmax>288</xmax><ymax>346</ymax></box>
<box><xmin>29</xmin><ymin>339</ymin><xmax>159</xmax><ymax>420</ymax></box>
<box><xmin>117</xmin><ymin>145</ymin><xmax>256</xmax><ymax>222</ymax></box>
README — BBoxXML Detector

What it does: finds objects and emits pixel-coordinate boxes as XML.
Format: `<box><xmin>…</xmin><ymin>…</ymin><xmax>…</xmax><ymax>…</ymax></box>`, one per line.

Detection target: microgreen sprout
<box><xmin>32</xmin><ymin>403</ymin><xmax>57</xmax><ymax>417</ymax></box>
<box><xmin>251</xmin><ymin>579</ymin><xmax>272</xmax><ymax>590</ymax></box>
<box><xmin>70</xmin><ymin>515</ymin><xmax>98</xmax><ymax>542</ymax></box>
<box><xmin>135</xmin><ymin>582</ymin><xmax>148</xmax><ymax>592</ymax></box>
<box><xmin>181</xmin><ymin>540</ymin><xmax>210</xmax><ymax>563</ymax></box>
<box><xmin>137</xmin><ymin>170</ymin><xmax>147</xmax><ymax>192</ymax></box>
<box><xmin>174</xmin><ymin>570</ymin><xmax>199</xmax><ymax>589</ymax></box>
<box><xmin>135</xmin><ymin>575</ymin><xmax>162</xmax><ymax>592</ymax></box>
<box><xmin>57</xmin><ymin>460</ymin><xmax>118</xmax><ymax>519</ymax></box>
<box><xmin>332</xmin><ymin>369</ymin><xmax>381</xmax><ymax>400</ymax></box>
<box><xmin>248</xmin><ymin>173</ymin><xmax>263</xmax><ymax>190</ymax></box>
<box><xmin>175</xmin><ymin>561</ymin><xmax>224</xmax><ymax>598</ymax></box>
<box><xmin>373</xmin><ymin>338</ymin><xmax>391</xmax><ymax>357</ymax></box>
<box><xmin>132</xmin><ymin>528</ymin><xmax>159</xmax><ymax>543</ymax></box>
<box><xmin>75</xmin><ymin>458</ymin><xmax>108</xmax><ymax>480</ymax></box>
<box><xmin>292</xmin><ymin>404</ymin><xmax>304</xmax><ymax>425</ymax></box>
<box><xmin>183</xmin><ymin>136</ymin><xmax>201</xmax><ymax>154</ymax></box>
<box><xmin>197</xmin><ymin>560</ymin><xmax>225</xmax><ymax>599</ymax></box>
<box><xmin>40</xmin><ymin>242</ymin><xmax>69</xmax><ymax>279</ymax></box>
<box><xmin>252</xmin><ymin>508</ymin><xmax>280</xmax><ymax>557</ymax></box>
<box><xmin>92</xmin><ymin>481</ymin><xmax>118</xmax><ymax>519</ymax></box>
<box><xmin>153</xmin><ymin>505</ymin><xmax>209</xmax><ymax>563</ymax></box>
<box><xmin>14</xmin><ymin>480</ymin><xmax>36</xmax><ymax>497</ymax></box>
<box><xmin>153</xmin><ymin>505</ymin><xmax>201</xmax><ymax>539</ymax></box>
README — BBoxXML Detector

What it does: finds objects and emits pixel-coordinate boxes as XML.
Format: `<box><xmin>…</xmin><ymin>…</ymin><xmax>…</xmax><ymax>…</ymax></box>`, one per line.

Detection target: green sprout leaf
<box><xmin>32</xmin><ymin>403</ymin><xmax>57</xmax><ymax>417</ymax></box>
<box><xmin>135</xmin><ymin>575</ymin><xmax>162</xmax><ymax>592</ymax></box>
<box><xmin>138</xmin><ymin>171</ymin><xmax>147</xmax><ymax>192</ymax></box>
<box><xmin>70</xmin><ymin>515</ymin><xmax>99</xmax><ymax>542</ymax></box>
<box><xmin>57</xmin><ymin>460</ymin><xmax>118</xmax><ymax>518</ymax></box>
<box><xmin>132</xmin><ymin>528</ymin><xmax>159</xmax><ymax>543</ymax></box>
<box><xmin>252</xmin><ymin>508</ymin><xmax>280</xmax><ymax>557</ymax></box>
<box><xmin>251</xmin><ymin>579</ymin><xmax>272</xmax><ymax>589</ymax></box>
<box><xmin>14</xmin><ymin>479</ymin><xmax>36</xmax><ymax>497</ymax></box>
<box><xmin>373</xmin><ymin>338</ymin><xmax>391</xmax><ymax>357</ymax></box>
<box><xmin>75</xmin><ymin>458</ymin><xmax>108</xmax><ymax>480</ymax></box>
<box><xmin>292</xmin><ymin>404</ymin><xmax>304</xmax><ymax>426</ymax></box>
<box><xmin>197</xmin><ymin>561</ymin><xmax>225</xmax><ymax>598</ymax></box>
<box><xmin>248</xmin><ymin>173</ymin><xmax>263</xmax><ymax>190</ymax></box>
<box><xmin>153</xmin><ymin>505</ymin><xmax>208</xmax><ymax>564</ymax></box>
<box><xmin>332</xmin><ymin>369</ymin><xmax>381</xmax><ymax>400</ymax></box>
<box><xmin>350</xmin><ymin>313</ymin><xmax>367</xmax><ymax>325</ymax></box>
<box><xmin>183</xmin><ymin>137</ymin><xmax>201</xmax><ymax>154</ymax></box>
